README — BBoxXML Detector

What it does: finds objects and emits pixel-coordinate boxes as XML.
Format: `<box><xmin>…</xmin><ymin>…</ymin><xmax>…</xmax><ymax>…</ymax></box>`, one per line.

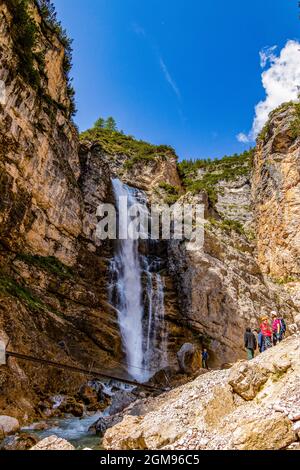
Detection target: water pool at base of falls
<box><xmin>21</xmin><ymin>413</ymin><xmax>104</xmax><ymax>450</ymax></box>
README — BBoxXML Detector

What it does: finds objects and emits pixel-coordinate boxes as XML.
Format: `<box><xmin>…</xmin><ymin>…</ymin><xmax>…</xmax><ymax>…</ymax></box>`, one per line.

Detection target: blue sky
<box><xmin>53</xmin><ymin>0</ymin><xmax>299</xmax><ymax>160</ymax></box>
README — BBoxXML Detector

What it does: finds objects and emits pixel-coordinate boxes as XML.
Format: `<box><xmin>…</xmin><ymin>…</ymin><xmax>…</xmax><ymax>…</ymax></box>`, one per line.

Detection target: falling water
<box><xmin>109</xmin><ymin>179</ymin><xmax>168</xmax><ymax>382</ymax></box>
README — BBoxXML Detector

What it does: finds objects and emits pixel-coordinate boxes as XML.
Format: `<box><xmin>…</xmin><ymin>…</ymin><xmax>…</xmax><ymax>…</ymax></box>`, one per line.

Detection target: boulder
<box><xmin>177</xmin><ymin>343</ymin><xmax>201</xmax><ymax>374</ymax></box>
<box><xmin>90</xmin><ymin>414</ymin><xmax>124</xmax><ymax>437</ymax></box>
<box><xmin>108</xmin><ymin>390</ymin><xmax>137</xmax><ymax>415</ymax></box>
<box><xmin>78</xmin><ymin>384</ymin><xmax>98</xmax><ymax>405</ymax></box>
<box><xmin>78</xmin><ymin>382</ymin><xmax>111</xmax><ymax>412</ymax></box>
<box><xmin>228</xmin><ymin>362</ymin><xmax>269</xmax><ymax>401</ymax></box>
<box><xmin>0</xmin><ymin>433</ymin><xmax>38</xmax><ymax>450</ymax></box>
<box><xmin>231</xmin><ymin>414</ymin><xmax>296</xmax><ymax>450</ymax></box>
<box><xmin>30</xmin><ymin>435</ymin><xmax>75</xmax><ymax>451</ymax></box>
<box><xmin>0</xmin><ymin>416</ymin><xmax>20</xmax><ymax>437</ymax></box>
<box><xmin>57</xmin><ymin>397</ymin><xmax>84</xmax><ymax>417</ymax></box>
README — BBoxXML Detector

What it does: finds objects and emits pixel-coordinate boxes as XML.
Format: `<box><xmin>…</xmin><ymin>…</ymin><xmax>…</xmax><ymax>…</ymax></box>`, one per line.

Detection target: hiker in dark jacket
<box><xmin>202</xmin><ymin>349</ymin><xmax>209</xmax><ymax>369</ymax></box>
<box><xmin>244</xmin><ymin>327</ymin><xmax>257</xmax><ymax>360</ymax></box>
<box><xmin>256</xmin><ymin>328</ymin><xmax>264</xmax><ymax>353</ymax></box>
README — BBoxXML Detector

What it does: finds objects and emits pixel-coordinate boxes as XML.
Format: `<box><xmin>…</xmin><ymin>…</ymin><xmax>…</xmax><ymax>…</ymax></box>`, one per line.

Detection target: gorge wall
<box><xmin>0</xmin><ymin>0</ymin><xmax>299</xmax><ymax>422</ymax></box>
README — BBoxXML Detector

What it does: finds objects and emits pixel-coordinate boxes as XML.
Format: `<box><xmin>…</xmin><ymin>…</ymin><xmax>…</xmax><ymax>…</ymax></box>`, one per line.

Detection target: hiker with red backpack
<box><xmin>271</xmin><ymin>311</ymin><xmax>286</xmax><ymax>344</ymax></box>
<box><xmin>260</xmin><ymin>316</ymin><xmax>273</xmax><ymax>350</ymax></box>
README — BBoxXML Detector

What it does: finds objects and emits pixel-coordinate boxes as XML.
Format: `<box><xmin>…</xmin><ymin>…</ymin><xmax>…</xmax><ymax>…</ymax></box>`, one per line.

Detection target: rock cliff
<box><xmin>0</xmin><ymin>0</ymin><xmax>299</xmax><ymax>430</ymax></box>
<box><xmin>0</xmin><ymin>0</ymin><xmax>119</xmax><ymax>420</ymax></box>
<box><xmin>252</xmin><ymin>103</ymin><xmax>300</xmax><ymax>280</ymax></box>
<box><xmin>0</xmin><ymin>0</ymin><xmax>190</xmax><ymax>420</ymax></box>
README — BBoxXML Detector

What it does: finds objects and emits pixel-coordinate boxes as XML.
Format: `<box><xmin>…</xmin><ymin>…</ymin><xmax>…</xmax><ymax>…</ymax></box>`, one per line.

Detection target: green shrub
<box><xmin>0</xmin><ymin>274</ymin><xmax>48</xmax><ymax>312</ymax></box>
<box><xmin>17</xmin><ymin>254</ymin><xmax>74</xmax><ymax>279</ymax></box>
<box><xmin>7</xmin><ymin>0</ymin><xmax>40</xmax><ymax>89</ymax></box>
<box><xmin>124</xmin><ymin>154</ymin><xmax>156</xmax><ymax>170</ymax></box>
<box><xmin>257</xmin><ymin>122</ymin><xmax>270</xmax><ymax>143</ymax></box>
<box><xmin>80</xmin><ymin>127</ymin><xmax>177</xmax><ymax>167</ymax></box>
<box><xmin>272</xmin><ymin>275</ymin><xmax>299</xmax><ymax>285</ymax></box>
<box><xmin>157</xmin><ymin>182</ymin><xmax>181</xmax><ymax>204</ymax></box>
<box><xmin>158</xmin><ymin>182</ymin><xmax>180</xmax><ymax>194</ymax></box>
<box><xmin>178</xmin><ymin>149</ymin><xmax>254</xmax><ymax>205</ymax></box>
<box><xmin>289</xmin><ymin>102</ymin><xmax>300</xmax><ymax>139</ymax></box>
<box><xmin>208</xmin><ymin>217</ymin><xmax>245</xmax><ymax>235</ymax></box>
<box><xmin>6</xmin><ymin>1</ymin><xmax>76</xmax><ymax>117</ymax></box>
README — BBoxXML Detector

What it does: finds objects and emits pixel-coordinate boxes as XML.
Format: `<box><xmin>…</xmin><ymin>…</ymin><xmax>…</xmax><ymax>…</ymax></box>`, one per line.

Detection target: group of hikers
<box><xmin>244</xmin><ymin>311</ymin><xmax>287</xmax><ymax>360</ymax></box>
<box><xmin>201</xmin><ymin>311</ymin><xmax>287</xmax><ymax>369</ymax></box>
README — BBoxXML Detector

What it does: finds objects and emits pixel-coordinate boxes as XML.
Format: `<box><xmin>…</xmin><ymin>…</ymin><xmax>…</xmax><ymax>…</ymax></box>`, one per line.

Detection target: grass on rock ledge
<box><xmin>80</xmin><ymin>127</ymin><xmax>177</xmax><ymax>168</ymax></box>
<box><xmin>178</xmin><ymin>149</ymin><xmax>254</xmax><ymax>205</ymax></box>
<box><xmin>17</xmin><ymin>253</ymin><xmax>74</xmax><ymax>279</ymax></box>
<box><xmin>0</xmin><ymin>273</ymin><xmax>50</xmax><ymax>312</ymax></box>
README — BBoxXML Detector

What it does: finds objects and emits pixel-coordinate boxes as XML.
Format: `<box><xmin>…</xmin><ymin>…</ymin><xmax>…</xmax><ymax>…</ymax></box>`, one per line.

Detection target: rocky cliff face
<box><xmin>0</xmin><ymin>1</ymin><xmax>120</xmax><ymax>420</ymax></box>
<box><xmin>252</xmin><ymin>104</ymin><xmax>300</xmax><ymax>280</ymax></box>
<box><xmin>0</xmin><ymin>1</ymin><xmax>190</xmax><ymax>420</ymax></box>
<box><xmin>166</xmin><ymin>139</ymin><xmax>299</xmax><ymax>367</ymax></box>
<box><xmin>0</xmin><ymin>0</ymin><xmax>299</xmax><ymax>427</ymax></box>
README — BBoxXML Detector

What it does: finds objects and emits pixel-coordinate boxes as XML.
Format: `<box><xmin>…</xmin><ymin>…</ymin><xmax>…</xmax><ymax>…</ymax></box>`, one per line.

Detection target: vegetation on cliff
<box><xmin>80</xmin><ymin>119</ymin><xmax>177</xmax><ymax>167</ymax></box>
<box><xmin>17</xmin><ymin>253</ymin><xmax>74</xmax><ymax>279</ymax></box>
<box><xmin>6</xmin><ymin>0</ymin><xmax>76</xmax><ymax>116</ymax></box>
<box><xmin>257</xmin><ymin>100</ymin><xmax>300</xmax><ymax>143</ymax></box>
<box><xmin>0</xmin><ymin>272</ymin><xmax>51</xmax><ymax>313</ymax></box>
<box><xmin>178</xmin><ymin>149</ymin><xmax>254</xmax><ymax>204</ymax></box>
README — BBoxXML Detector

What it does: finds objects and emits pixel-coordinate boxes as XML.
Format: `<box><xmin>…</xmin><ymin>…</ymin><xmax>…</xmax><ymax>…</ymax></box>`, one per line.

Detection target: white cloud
<box><xmin>237</xmin><ymin>40</ymin><xmax>300</xmax><ymax>143</ymax></box>
<box><xmin>236</xmin><ymin>132</ymin><xmax>250</xmax><ymax>143</ymax></box>
<box><xmin>259</xmin><ymin>45</ymin><xmax>277</xmax><ymax>68</ymax></box>
<box><xmin>159</xmin><ymin>57</ymin><xmax>181</xmax><ymax>101</ymax></box>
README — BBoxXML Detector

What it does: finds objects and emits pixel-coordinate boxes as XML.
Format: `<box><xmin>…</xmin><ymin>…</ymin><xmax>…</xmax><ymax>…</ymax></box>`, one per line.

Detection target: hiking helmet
<box><xmin>271</xmin><ymin>311</ymin><xmax>277</xmax><ymax>317</ymax></box>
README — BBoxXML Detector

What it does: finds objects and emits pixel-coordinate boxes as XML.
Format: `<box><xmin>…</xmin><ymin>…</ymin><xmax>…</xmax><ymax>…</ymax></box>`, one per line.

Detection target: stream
<box><xmin>21</xmin><ymin>412</ymin><xmax>104</xmax><ymax>450</ymax></box>
<box><xmin>18</xmin><ymin>381</ymin><xmax>136</xmax><ymax>450</ymax></box>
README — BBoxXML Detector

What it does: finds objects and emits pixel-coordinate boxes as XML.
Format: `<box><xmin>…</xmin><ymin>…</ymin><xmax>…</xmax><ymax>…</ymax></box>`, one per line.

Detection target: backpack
<box><xmin>280</xmin><ymin>318</ymin><xmax>286</xmax><ymax>334</ymax></box>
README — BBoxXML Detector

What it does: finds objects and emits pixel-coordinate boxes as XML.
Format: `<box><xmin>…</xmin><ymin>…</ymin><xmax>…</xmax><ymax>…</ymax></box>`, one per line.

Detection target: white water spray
<box><xmin>109</xmin><ymin>179</ymin><xmax>168</xmax><ymax>382</ymax></box>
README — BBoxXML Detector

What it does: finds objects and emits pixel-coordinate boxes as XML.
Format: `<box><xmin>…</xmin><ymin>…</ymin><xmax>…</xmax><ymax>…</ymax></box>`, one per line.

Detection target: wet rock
<box><xmin>57</xmin><ymin>397</ymin><xmax>84</xmax><ymax>417</ymax></box>
<box><xmin>30</xmin><ymin>435</ymin><xmax>75</xmax><ymax>451</ymax></box>
<box><xmin>0</xmin><ymin>432</ymin><xmax>38</xmax><ymax>450</ymax></box>
<box><xmin>108</xmin><ymin>390</ymin><xmax>137</xmax><ymax>415</ymax></box>
<box><xmin>30</xmin><ymin>421</ymin><xmax>52</xmax><ymax>431</ymax></box>
<box><xmin>78</xmin><ymin>384</ymin><xmax>98</xmax><ymax>405</ymax></box>
<box><xmin>177</xmin><ymin>343</ymin><xmax>201</xmax><ymax>375</ymax></box>
<box><xmin>78</xmin><ymin>382</ymin><xmax>111</xmax><ymax>412</ymax></box>
<box><xmin>90</xmin><ymin>414</ymin><xmax>124</xmax><ymax>437</ymax></box>
<box><xmin>0</xmin><ymin>416</ymin><xmax>20</xmax><ymax>437</ymax></box>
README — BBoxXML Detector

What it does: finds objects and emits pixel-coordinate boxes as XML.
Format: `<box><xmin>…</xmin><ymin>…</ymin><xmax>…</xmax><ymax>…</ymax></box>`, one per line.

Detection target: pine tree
<box><xmin>94</xmin><ymin>117</ymin><xmax>105</xmax><ymax>129</ymax></box>
<box><xmin>105</xmin><ymin>117</ymin><xmax>117</xmax><ymax>132</ymax></box>
<box><xmin>37</xmin><ymin>0</ymin><xmax>57</xmax><ymax>26</ymax></box>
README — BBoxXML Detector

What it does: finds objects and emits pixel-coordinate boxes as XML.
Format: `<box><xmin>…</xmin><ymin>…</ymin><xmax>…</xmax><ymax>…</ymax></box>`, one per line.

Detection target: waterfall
<box><xmin>109</xmin><ymin>178</ymin><xmax>168</xmax><ymax>382</ymax></box>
